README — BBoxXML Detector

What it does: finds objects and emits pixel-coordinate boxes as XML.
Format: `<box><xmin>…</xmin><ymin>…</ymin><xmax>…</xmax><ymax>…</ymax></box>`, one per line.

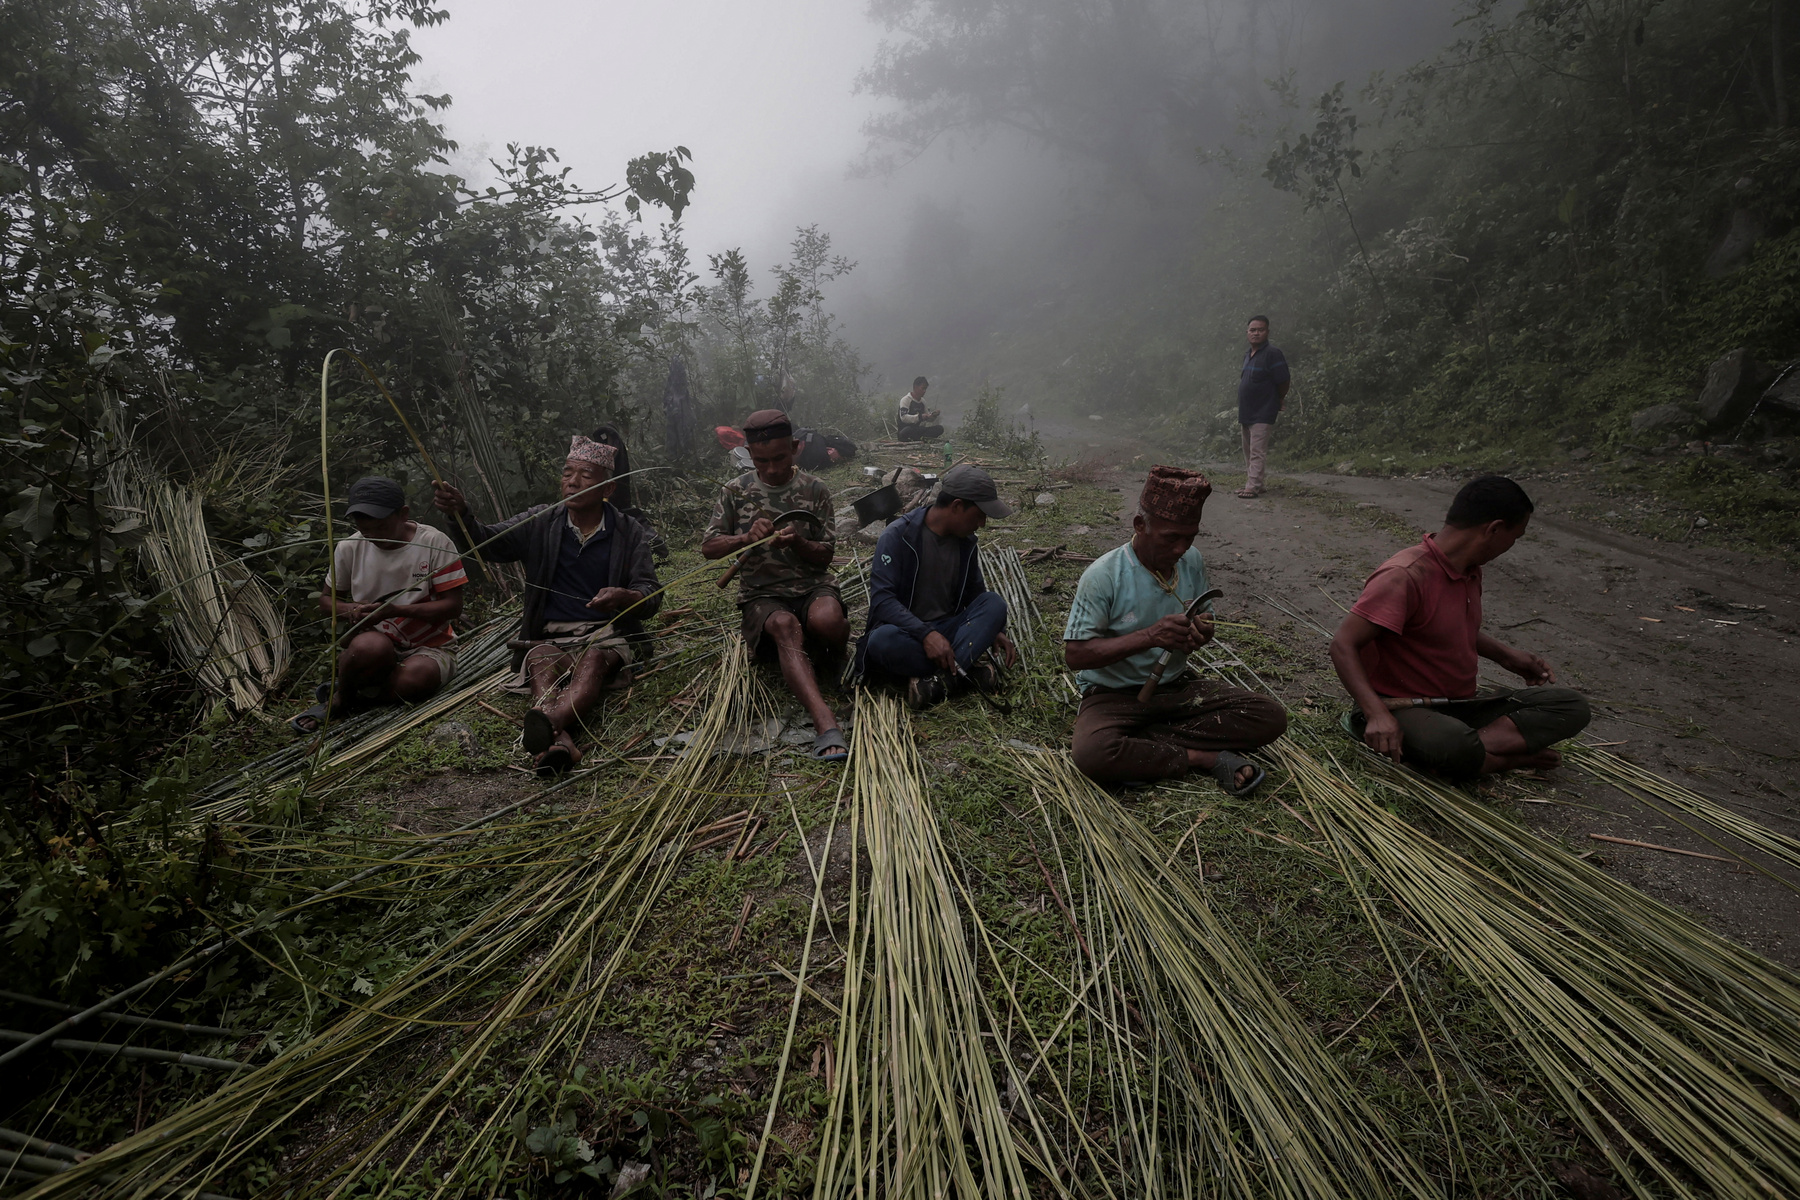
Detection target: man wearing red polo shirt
<box><xmin>1330</xmin><ymin>476</ymin><xmax>1590</xmax><ymax>779</ymax></box>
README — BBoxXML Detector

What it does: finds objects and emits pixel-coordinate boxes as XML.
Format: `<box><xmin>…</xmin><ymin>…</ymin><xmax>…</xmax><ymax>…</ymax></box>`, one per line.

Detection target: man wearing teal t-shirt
<box><xmin>1063</xmin><ymin>466</ymin><xmax>1286</xmax><ymax>792</ymax></box>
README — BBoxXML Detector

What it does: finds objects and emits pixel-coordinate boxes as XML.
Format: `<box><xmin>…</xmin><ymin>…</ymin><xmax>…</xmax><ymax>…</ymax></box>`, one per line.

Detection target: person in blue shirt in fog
<box><xmin>855</xmin><ymin>465</ymin><xmax>1018</xmax><ymax>710</ymax></box>
<box><xmin>1236</xmin><ymin>314</ymin><xmax>1290</xmax><ymax>498</ymax></box>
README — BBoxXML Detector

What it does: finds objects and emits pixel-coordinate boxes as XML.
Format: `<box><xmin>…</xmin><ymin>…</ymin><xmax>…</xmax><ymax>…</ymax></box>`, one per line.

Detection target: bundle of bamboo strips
<box><xmin>981</xmin><ymin>545</ymin><xmax>1042</xmax><ymax>659</ymax></box>
<box><xmin>25</xmin><ymin>645</ymin><xmax>772</xmax><ymax>1199</ymax></box>
<box><xmin>1277</xmin><ymin>734</ymin><xmax>1800</xmax><ymax>1198</ymax></box>
<box><xmin>812</xmin><ymin>696</ymin><xmax>1075</xmax><ymax>1198</ymax></box>
<box><xmin>103</xmin><ymin>414</ymin><xmax>291</xmax><ymax>712</ymax></box>
<box><xmin>1009</xmin><ymin>749</ymin><xmax>1436</xmax><ymax>1200</ymax></box>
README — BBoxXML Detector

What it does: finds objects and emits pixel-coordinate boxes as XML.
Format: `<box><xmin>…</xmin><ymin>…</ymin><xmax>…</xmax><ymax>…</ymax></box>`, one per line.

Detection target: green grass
<box><xmin>8</xmin><ymin>443</ymin><xmax>1783</xmax><ymax>1199</ymax></box>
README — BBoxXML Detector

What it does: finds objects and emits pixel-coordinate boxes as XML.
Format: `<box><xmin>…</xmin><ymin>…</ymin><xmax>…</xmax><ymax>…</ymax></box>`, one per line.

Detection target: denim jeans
<box><xmin>864</xmin><ymin>591</ymin><xmax>1008</xmax><ymax>679</ymax></box>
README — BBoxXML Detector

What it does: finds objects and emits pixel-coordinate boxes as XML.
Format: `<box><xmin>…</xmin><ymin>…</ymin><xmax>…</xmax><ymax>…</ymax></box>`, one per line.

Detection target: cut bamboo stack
<box><xmin>813</xmin><ymin>696</ymin><xmax>1074</xmax><ymax>1198</ymax></box>
<box><xmin>24</xmin><ymin>645</ymin><xmax>773</xmax><ymax>1200</ymax></box>
<box><xmin>102</xmin><ymin>404</ymin><xmax>291</xmax><ymax>712</ymax></box>
<box><xmin>1009</xmin><ymin>748</ymin><xmax>1436</xmax><ymax>1200</ymax></box>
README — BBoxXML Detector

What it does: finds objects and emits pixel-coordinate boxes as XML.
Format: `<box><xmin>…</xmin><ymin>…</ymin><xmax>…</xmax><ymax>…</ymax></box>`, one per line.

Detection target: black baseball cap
<box><xmin>344</xmin><ymin>476</ymin><xmax>407</xmax><ymax>519</ymax></box>
<box><xmin>939</xmin><ymin>464</ymin><xmax>1012</xmax><ymax>518</ymax></box>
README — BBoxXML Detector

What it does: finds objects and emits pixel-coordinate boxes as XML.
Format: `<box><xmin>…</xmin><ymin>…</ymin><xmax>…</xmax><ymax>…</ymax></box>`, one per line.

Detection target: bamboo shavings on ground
<box><xmin>25</xmin><ymin>644</ymin><xmax>772</xmax><ymax>1200</ymax></box>
<box><xmin>1275</xmin><ymin>733</ymin><xmax>1800</xmax><ymax>1200</ymax></box>
<box><xmin>1009</xmin><ymin>749</ymin><xmax>1435</xmax><ymax>1200</ymax></box>
<box><xmin>812</xmin><ymin>695</ymin><xmax>1071</xmax><ymax>1199</ymax></box>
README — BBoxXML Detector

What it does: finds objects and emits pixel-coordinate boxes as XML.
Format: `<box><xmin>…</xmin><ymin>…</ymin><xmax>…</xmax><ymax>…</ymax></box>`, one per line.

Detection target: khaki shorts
<box><xmin>740</xmin><ymin>586</ymin><xmax>843</xmax><ymax>659</ymax></box>
<box><xmin>504</xmin><ymin>621</ymin><xmax>635</xmax><ymax>694</ymax></box>
<box><xmin>395</xmin><ymin>643</ymin><xmax>457</xmax><ymax>687</ymax></box>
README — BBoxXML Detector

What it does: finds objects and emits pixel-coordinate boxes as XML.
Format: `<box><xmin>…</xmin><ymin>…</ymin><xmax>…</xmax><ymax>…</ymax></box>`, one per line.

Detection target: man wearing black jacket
<box><xmin>855</xmin><ymin>464</ymin><xmax>1017</xmax><ymax>709</ymax></box>
<box><xmin>433</xmin><ymin>435</ymin><xmax>661</xmax><ymax>774</ymax></box>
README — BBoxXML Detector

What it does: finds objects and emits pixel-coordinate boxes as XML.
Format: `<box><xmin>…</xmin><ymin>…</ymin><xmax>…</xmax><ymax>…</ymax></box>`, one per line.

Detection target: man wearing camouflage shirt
<box><xmin>701</xmin><ymin>409</ymin><xmax>851</xmax><ymax>762</ymax></box>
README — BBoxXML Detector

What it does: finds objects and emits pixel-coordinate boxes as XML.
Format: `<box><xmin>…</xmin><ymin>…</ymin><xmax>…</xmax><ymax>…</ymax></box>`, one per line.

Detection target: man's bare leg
<box><xmin>382</xmin><ymin>655</ymin><xmax>444</xmax><ymax>705</ymax></box>
<box><xmin>765</xmin><ymin>610</ymin><xmax>839</xmax><ymax>734</ymax></box>
<box><xmin>332</xmin><ymin>632</ymin><xmax>399</xmax><ymax>716</ymax></box>
<box><xmin>542</xmin><ymin>648</ymin><xmax>622</xmax><ymax>744</ymax></box>
<box><xmin>1476</xmin><ymin>715</ymin><xmax>1561</xmax><ymax>774</ymax></box>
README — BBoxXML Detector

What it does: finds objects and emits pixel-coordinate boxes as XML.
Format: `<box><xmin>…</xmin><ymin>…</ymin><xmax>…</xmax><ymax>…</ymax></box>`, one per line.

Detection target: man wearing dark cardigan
<box><xmin>433</xmin><ymin>435</ymin><xmax>661</xmax><ymax>775</ymax></box>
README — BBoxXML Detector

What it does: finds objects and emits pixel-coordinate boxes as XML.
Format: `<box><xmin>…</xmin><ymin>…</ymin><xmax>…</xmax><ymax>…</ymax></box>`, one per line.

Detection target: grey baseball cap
<box><xmin>344</xmin><ymin>476</ymin><xmax>407</xmax><ymax>519</ymax></box>
<box><xmin>939</xmin><ymin>464</ymin><xmax>1013</xmax><ymax>518</ymax></box>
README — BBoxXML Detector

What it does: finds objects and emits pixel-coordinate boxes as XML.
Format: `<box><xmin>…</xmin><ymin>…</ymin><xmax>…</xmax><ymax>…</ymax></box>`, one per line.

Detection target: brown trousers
<box><xmin>1073</xmin><ymin>677</ymin><xmax>1288</xmax><ymax>784</ymax></box>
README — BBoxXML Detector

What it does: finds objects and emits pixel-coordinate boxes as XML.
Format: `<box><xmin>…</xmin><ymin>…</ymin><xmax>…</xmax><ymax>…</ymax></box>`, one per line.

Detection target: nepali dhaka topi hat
<box><xmin>566</xmin><ymin>434</ymin><xmax>617</xmax><ymax>471</ymax></box>
<box><xmin>1139</xmin><ymin>465</ymin><xmax>1212</xmax><ymax>523</ymax></box>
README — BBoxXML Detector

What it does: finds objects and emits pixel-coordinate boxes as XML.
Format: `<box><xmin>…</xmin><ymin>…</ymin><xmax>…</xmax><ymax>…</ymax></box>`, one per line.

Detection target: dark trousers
<box><xmin>864</xmin><ymin>591</ymin><xmax>1008</xmax><ymax>678</ymax></box>
<box><xmin>896</xmin><ymin>423</ymin><xmax>944</xmax><ymax>441</ymax></box>
<box><xmin>1349</xmin><ymin>686</ymin><xmax>1590</xmax><ymax>781</ymax></box>
<box><xmin>1073</xmin><ymin>677</ymin><xmax>1288</xmax><ymax>784</ymax></box>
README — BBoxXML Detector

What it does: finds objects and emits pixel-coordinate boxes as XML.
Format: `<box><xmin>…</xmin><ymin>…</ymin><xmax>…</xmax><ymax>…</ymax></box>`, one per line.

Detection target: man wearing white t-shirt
<box><xmin>292</xmin><ymin>476</ymin><xmax>467</xmax><ymax>733</ymax></box>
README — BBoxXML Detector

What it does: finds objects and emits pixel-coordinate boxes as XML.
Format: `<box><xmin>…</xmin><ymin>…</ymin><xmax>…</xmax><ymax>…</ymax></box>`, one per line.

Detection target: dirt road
<box><xmin>1028</xmin><ymin>408</ymin><xmax>1799</xmax><ymax>962</ymax></box>
<box><xmin>1162</xmin><ymin>469</ymin><xmax>1800</xmax><ymax>964</ymax></box>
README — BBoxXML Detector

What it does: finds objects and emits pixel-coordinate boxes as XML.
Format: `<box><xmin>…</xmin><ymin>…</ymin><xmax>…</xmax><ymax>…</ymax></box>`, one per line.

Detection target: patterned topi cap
<box><xmin>742</xmin><ymin>409</ymin><xmax>793</xmax><ymax>443</ymax></box>
<box><xmin>1139</xmin><ymin>465</ymin><xmax>1212</xmax><ymax>524</ymax></box>
<box><xmin>566</xmin><ymin>434</ymin><xmax>617</xmax><ymax>471</ymax></box>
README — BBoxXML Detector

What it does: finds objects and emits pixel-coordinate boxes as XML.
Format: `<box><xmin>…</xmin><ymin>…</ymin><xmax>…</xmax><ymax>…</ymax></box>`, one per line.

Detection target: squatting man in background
<box><xmin>1236</xmin><ymin>315</ymin><xmax>1289</xmax><ymax>499</ymax></box>
<box><xmin>434</xmin><ymin>436</ymin><xmax>662</xmax><ymax>776</ymax></box>
<box><xmin>293</xmin><ymin>476</ymin><xmax>468</xmax><ymax>734</ymax></box>
<box><xmin>896</xmin><ymin>376</ymin><xmax>944</xmax><ymax>441</ymax></box>
<box><xmin>1330</xmin><ymin>475</ymin><xmax>1591</xmax><ymax>779</ymax></box>
<box><xmin>856</xmin><ymin>464</ymin><xmax>1019</xmax><ymax>710</ymax></box>
<box><xmin>702</xmin><ymin>409</ymin><xmax>851</xmax><ymax>763</ymax></box>
<box><xmin>1064</xmin><ymin>466</ymin><xmax>1287</xmax><ymax>792</ymax></box>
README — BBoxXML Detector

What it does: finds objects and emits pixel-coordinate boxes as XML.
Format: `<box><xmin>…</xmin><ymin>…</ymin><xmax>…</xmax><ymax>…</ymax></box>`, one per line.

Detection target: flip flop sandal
<box><xmin>289</xmin><ymin>702</ymin><xmax>330</xmax><ymax>735</ymax></box>
<box><xmin>522</xmin><ymin>708</ymin><xmax>555</xmax><ymax>755</ymax></box>
<box><xmin>1210</xmin><ymin>750</ymin><xmax>1266</xmax><ymax>797</ymax></box>
<box><xmin>534</xmin><ymin>744</ymin><xmax>575</xmax><ymax>778</ymax></box>
<box><xmin>812</xmin><ymin>728</ymin><xmax>850</xmax><ymax>764</ymax></box>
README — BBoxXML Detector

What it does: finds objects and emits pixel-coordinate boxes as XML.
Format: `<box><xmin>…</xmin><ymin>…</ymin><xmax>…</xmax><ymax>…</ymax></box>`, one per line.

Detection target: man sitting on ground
<box><xmin>433</xmin><ymin>436</ymin><xmax>661</xmax><ymax>775</ymax></box>
<box><xmin>1064</xmin><ymin>466</ymin><xmax>1287</xmax><ymax>791</ymax></box>
<box><xmin>857</xmin><ymin>464</ymin><xmax>1018</xmax><ymax>709</ymax></box>
<box><xmin>293</xmin><ymin>476</ymin><xmax>467</xmax><ymax>733</ymax></box>
<box><xmin>1330</xmin><ymin>475</ymin><xmax>1590</xmax><ymax>779</ymax></box>
<box><xmin>701</xmin><ymin>409</ymin><xmax>851</xmax><ymax>763</ymax></box>
<box><xmin>896</xmin><ymin>376</ymin><xmax>943</xmax><ymax>442</ymax></box>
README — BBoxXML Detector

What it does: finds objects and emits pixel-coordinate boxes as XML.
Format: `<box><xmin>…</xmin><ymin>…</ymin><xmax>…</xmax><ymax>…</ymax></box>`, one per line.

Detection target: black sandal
<box><xmin>1210</xmin><ymin>751</ymin><xmax>1266</xmax><ymax>797</ymax></box>
<box><xmin>522</xmin><ymin>708</ymin><xmax>555</xmax><ymax>755</ymax></box>
<box><xmin>289</xmin><ymin>702</ymin><xmax>330</xmax><ymax>735</ymax></box>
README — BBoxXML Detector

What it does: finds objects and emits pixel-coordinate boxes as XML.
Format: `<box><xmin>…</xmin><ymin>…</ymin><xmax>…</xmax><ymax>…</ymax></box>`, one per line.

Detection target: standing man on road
<box><xmin>896</xmin><ymin>376</ymin><xmax>944</xmax><ymax>442</ymax></box>
<box><xmin>1329</xmin><ymin>475</ymin><xmax>1591</xmax><ymax>779</ymax></box>
<box><xmin>1236</xmin><ymin>315</ymin><xmax>1289</xmax><ymax>498</ymax></box>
